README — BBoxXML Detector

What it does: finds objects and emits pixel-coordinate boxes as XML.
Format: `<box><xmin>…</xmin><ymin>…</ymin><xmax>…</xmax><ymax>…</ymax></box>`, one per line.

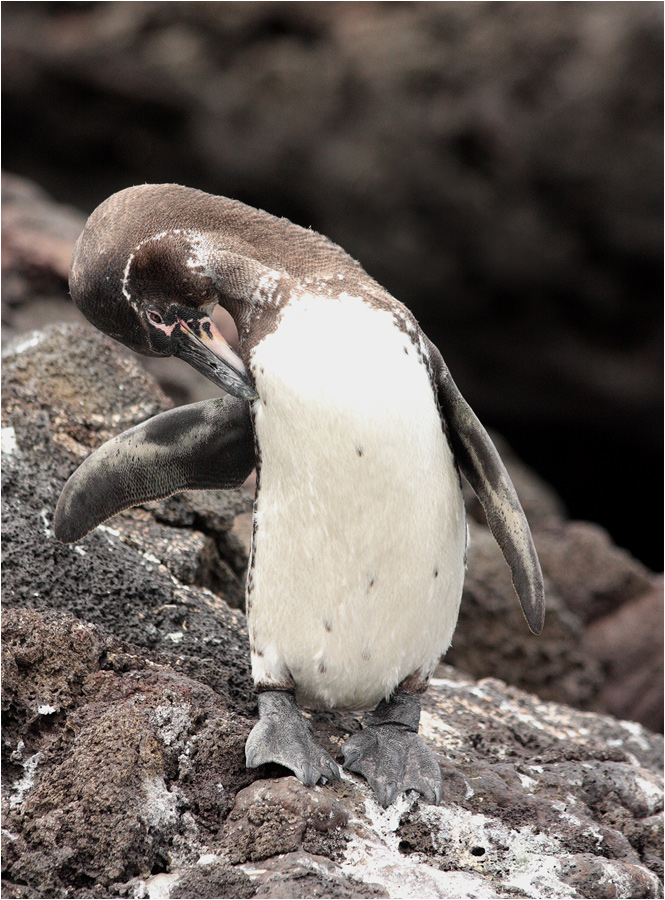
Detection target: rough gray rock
<box><xmin>533</xmin><ymin>520</ymin><xmax>663</xmax><ymax>732</ymax></box>
<box><xmin>583</xmin><ymin>576</ymin><xmax>664</xmax><ymax>734</ymax></box>
<box><xmin>2</xmin><ymin>322</ymin><xmax>663</xmax><ymax>898</ymax></box>
<box><xmin>2</xmin><ymin>325</ymin><xmax>255</xmax><ymax>713</ymax></box>
<box><xmin>457</xmin><ymin>449</ymin><xmax>664</xmax><ymax>731</ymax></box>
<box><xmin>2</xmin><ymin>608</ymin><xmax>662</xmax><ymax>899</ymax></box>
<box><xmin>534</xmin><ymin>520</ymin><xmax>657</xmax><ymax>625</ymax></box>
<box><xmin>2</xmin><ymin>608</ymin><xmax>255</xmax><ymax>896</ymax></box>
<box><xmin>447</xmin><ymin>520</ymin><xmax>604</xmax><ymax>711</ymax></box>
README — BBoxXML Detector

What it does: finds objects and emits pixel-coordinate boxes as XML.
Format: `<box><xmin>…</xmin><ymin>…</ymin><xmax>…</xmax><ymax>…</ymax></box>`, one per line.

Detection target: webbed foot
<box><xmin>245</xmin><ymin>690</ymin><xmax>341</xmax><ymax>787</ymax></box>
<box><xmin>342</xmin><ymin>692</ymin><xmax>442</xmax><ymax>807</ymax></box>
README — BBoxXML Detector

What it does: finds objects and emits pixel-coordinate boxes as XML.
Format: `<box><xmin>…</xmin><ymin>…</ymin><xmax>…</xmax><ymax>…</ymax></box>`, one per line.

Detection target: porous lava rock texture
<box><xmin>2</xmin><ymin>323</ymin><xmax>663</xmax><ymax>898</ymax></box>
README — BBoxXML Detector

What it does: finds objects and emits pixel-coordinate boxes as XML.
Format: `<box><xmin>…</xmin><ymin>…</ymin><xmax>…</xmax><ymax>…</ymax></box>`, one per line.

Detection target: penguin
<box><xmin>54</xmin><ymin>184</ymin><xmax>545</xmax><ymax>808</ymax></box>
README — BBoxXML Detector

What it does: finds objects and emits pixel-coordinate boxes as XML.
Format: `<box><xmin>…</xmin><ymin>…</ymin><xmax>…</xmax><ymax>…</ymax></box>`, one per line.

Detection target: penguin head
<box><xmin>69</xmin><ymin>185</ymin><xmax>258</xmax><ymax>401</ymax></box>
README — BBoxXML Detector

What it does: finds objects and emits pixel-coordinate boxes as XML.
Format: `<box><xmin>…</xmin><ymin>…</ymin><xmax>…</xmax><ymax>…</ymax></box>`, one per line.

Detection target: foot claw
<box><xmin>342</xmin><ymin>747</ymin><xmax>362</xmax><ymax>769</ymax></box>
<box><xmin>299</xmin><ymin>761</ymin><xmax>316</xmax><ymax>787</ymax></box>
<box><xmin>327</xmin><ymin>760</ymin><xmax>342</xmax><ymax>782</ymax></box>
<box><xmin>319</xmin><ymin>760</ymin><xmax>341</xmax><ymax>786</ymax></box>
<box><xmin>379</xmin><ymin>780</ymin><xmax>399</xmax><ymax>808</ymax></box>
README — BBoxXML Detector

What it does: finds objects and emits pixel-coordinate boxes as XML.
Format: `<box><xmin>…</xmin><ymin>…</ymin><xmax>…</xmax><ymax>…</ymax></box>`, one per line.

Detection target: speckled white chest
<box><xmin>247</xmin><ymin>292</ymin><xmax>466</xmax><ymax>711</ymax></box>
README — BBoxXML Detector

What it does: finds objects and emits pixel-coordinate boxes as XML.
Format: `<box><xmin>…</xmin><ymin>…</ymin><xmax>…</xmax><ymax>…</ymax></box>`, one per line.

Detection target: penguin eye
<box><xmin>147</xmin><ymin>310</ymin><xmax>163</xmax><ymax>325</ymax></box>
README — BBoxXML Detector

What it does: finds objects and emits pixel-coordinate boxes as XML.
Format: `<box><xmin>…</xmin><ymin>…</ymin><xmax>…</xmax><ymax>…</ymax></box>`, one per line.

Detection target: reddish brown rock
<box><xmin>222</xmin><ymin>777</ymin><xmax>349</xmax><ymax>864</ymax></box>
<box><xmin>585</xmin><ymin>578</ymin><xmax>664</xmax><ymax>733</ymax></box>
<box><xmin>534</xmin><ymin>520</ymin><xmax>655</xmax><ymax>624</ymax></box>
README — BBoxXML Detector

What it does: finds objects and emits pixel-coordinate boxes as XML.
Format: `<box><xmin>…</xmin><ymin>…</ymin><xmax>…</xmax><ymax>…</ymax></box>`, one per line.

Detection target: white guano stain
<box><xmin>1</xmin><ymin>426</ymin><xmax>18</xmax><ymax>456</ymax></box>
<box><xmin>9</xmin><ymin>752</ymin><xmax>43</xmax><ymax>807</ymax></box>
<box><xmin>10</xmin><ymin>332</ymin><xmax>44</xmax><ymax>354</ymax></box>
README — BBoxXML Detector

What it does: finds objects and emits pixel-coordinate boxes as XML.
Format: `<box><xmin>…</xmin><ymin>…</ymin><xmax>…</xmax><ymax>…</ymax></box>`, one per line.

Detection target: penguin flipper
<box><xmin>426</xmin><ymin>338</ymin><xmax>545</xmax><ymax>634</ymax></box>
<box><xmin>54</xmin><ymin>396</ymin><xmax>255</xmax><ymax>543</ymax></box>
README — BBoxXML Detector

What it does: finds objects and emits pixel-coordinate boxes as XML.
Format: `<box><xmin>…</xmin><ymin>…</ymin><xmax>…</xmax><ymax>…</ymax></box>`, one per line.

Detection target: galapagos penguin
<box><xmin>54</xmin><ymin>184</ymin><xmax>545</xmax><ymax>807</ymax></box>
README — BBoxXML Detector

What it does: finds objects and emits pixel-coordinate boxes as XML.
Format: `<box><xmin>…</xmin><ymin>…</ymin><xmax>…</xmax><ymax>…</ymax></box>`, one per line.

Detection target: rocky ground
<box><xmin>1</xmin><ymin>241</ymin><xmax>663</xmax><ymax>895</ymax></box>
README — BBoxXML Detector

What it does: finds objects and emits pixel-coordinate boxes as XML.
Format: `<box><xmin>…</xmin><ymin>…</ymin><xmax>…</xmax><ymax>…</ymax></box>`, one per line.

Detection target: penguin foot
<box><xmin>342</xmin><ymin>692</ymin><xmax>442</xmax><ymax>807</ymax></box>
<box><xmin>245</xmin><ymin>690</ymin><xmax>341</xmax><ymax>787</ymax></box>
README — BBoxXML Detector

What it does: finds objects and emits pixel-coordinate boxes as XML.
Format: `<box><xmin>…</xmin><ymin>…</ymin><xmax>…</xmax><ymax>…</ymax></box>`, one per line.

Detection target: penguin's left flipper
<box><xmin>426</xmin><ymin>338</ymin><xmax>545</xmax><ymax>634</ymax></box>
<box><xmin>54</xmin><ymin>396</ymin><xmax>256</xmax><ymax>543</ymax></box>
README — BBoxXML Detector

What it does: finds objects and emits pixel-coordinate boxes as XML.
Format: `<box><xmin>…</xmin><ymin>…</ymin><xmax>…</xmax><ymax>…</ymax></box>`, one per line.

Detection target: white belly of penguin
<box><xmin>248</xmin><ymin>293</ymin><xmax>466</xmax><ymax>711</ymax></box>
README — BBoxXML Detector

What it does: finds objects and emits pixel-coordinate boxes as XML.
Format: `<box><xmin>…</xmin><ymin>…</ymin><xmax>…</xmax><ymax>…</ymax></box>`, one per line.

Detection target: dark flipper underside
<box><xmin>54</xmin><ymin>396</ymin><xmax>256</xmax><ymax>543</ymax></box>
<box><xmin>426</xmin><ymin>338</ymin><xmax>545</xmax><ymax>634</ymax></box>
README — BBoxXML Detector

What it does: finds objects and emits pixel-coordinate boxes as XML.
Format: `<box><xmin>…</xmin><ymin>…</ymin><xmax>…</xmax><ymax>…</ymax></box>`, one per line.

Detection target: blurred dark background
<box><xmin>2</xmin><ymin>1</ymin><xmax>663</xmax><ymax>569</ymax></box>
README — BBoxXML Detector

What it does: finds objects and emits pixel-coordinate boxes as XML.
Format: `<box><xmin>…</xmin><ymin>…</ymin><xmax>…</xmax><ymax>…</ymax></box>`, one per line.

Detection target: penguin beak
<box><xmin>175</xmin><ymin>314</ymin><xmax>258</xmax><ymax>401</ymax></box>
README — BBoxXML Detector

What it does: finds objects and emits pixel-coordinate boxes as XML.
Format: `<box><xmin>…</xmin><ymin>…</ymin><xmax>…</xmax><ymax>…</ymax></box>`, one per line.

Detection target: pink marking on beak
<box><xmin>177</xmin><ymin>315</ymin><xmax>248</xmax><ymax>377</ymax></box>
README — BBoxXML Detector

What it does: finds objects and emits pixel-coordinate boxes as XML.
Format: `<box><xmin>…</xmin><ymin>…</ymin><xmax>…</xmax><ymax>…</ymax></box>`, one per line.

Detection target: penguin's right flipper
<box><xmin>425</xmin><ymin>337</ymin><xmax>545</xmax><ymax>635</ymax></box>
<box><xmin>54</xmin><ymin>396</ymin><xmax>255</xmax><ymax>543</ymax></box>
